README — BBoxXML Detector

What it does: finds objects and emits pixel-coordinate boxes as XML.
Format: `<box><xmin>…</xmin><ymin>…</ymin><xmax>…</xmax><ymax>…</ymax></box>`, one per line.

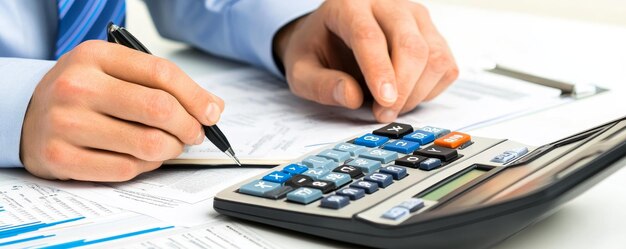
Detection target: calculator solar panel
<box><xmin>214</xmin><ymin>117</ymin><xmax>626</xmax><ymax>248</ymax></box>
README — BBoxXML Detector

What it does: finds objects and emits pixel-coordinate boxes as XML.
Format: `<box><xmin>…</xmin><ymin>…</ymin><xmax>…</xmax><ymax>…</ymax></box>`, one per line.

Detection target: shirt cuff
<box><xmin>0</xmin><ymin>58</ymin><xmax>54</xmax><ymax>168</ymax></box>
<box><xmin>228</xmin><ymin>0</ymin><xmax>324</xmax><ymax>77</ymax></box>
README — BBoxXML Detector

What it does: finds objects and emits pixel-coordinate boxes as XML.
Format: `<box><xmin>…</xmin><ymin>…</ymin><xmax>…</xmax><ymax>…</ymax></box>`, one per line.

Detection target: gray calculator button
<box><xmin>318</xmin><ymin>149</ymin><xmax>351</xmax><ymax>163</ymax></box>
<box><xmin>397</xmin><ymin>198</ymin><xmax>425</xmax><ymax>212</ymax></box>
<box><xmin>334</xmin><ymin>143</ymin><xmax>368</xmax><ymax>156</ymax></box>
<box><xmin>382</xmin><ymin>207</ymin><xmax>410</xmax><ymax>220</ymax></box>
<box><xmin>302</xmin><ymin>168</ymin><xmax>330</xmax><ymax>180</ymax></box>
<box><xmin>238</xmin><ymin>180</ymin><xmax>281</xmax><ymax>197</ymax></box>
<box><xmin>346</xmin><ymin>158</ymin><xmax>381</xmax><ymax>173</ymax></box>
<box><xmin>302</xmin><ymin>156</ymin><xmax>337</xmax><ymax>169</ymax></box>
<box><xmin>359</xmin><ymin>148</ymin><xmax>398</xmax><ymax>164</ymax></box>
<box><xmin>287</xmin><ymin>187</ymin><xmax>323</xmax><ymax>204</ymax></box>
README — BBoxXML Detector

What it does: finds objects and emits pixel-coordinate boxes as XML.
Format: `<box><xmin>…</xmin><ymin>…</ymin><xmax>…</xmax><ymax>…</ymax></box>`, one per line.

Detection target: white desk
<box><xmin>125</xmin><ymin>1</ymin><xmax>626</xmax><ymax>248</ymax></box>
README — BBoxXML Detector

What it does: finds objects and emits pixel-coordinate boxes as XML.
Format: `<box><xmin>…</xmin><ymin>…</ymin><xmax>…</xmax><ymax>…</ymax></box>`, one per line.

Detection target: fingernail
<box><xmin>333</xmin><ymin>80</ymin><xmax>347</xmax><ymax>106</ymax></box>
<box><xmin>205</xmin><ymin>103</ymin><xmax>221</xmax><ymax>125</ymax></box>
<box><xmin>379</xmin><ymin>109</ymin><xmax>397</xmax><ymax>123</ymax></box>
<box><xmin>380</xmin><ymin>82</ymin><xmax>397</xmax><ymax>103</ymax></box>
<box><xmin>195</xmin><ymin>130</ymin><xmax>205</xmax><ymax>145</ymax></box>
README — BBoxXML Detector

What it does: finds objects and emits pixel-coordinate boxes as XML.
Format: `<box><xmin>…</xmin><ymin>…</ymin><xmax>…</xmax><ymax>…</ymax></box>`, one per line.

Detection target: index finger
<box><xmin>82</xmin><ymin>41</ymin><xmax>223</xmax><ymax>126</ymax></box>
<box><xmin>323</xmin><ymin>2</ymin><xmax>397</xmax><ymax>107</ymax></box>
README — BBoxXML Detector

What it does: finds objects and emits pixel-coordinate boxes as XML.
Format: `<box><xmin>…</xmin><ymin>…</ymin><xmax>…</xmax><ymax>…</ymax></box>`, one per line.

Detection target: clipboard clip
<box><xmin>485</xmin><ymin>64</ymin><xmax>605</xmax><ymax>98</ymax></box>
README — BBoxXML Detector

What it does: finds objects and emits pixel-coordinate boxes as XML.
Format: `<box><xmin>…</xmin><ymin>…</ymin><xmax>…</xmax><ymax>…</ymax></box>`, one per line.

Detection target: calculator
<box><xmin>214</xmin><ymin>117</ymin><xmax>626</xmax><ymax>248</ymax></box>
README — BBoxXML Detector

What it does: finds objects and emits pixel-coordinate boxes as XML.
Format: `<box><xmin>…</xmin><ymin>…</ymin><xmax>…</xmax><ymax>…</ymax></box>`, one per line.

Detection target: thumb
<box><xmin>286</xmin><ymin>56</ymin><xmax>363</xmax><ymax>109</ymax></box>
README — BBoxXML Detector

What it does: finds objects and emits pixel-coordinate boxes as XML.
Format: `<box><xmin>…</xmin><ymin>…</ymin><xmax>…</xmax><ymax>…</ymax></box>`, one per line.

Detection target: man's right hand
<box><xmin>20</xmin><ymin>41</ymin><xmax>224</xmax><ymax>182</ymax></box>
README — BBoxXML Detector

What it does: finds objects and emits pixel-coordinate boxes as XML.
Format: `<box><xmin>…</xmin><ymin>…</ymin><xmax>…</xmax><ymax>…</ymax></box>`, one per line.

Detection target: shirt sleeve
<box><xmin>144</xmin><ymin>0</ymin><xmax>324</xmax><ymax>77</ymax></box>
<box><xmin>0</xmin><ymin>58</ymin><xmax>55</xmax><ymax>168</ymax></box>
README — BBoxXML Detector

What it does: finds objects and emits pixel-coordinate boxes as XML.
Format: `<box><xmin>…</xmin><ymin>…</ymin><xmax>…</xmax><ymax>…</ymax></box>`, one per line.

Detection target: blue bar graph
<box><xmin>41</xmin><ymin>226</ymin><xmax>174</xmax><ymax>249</ymax></box>
<box><xmin>0</xmin><ymin>217</ymin><xmax>84</xmax><ymax>239</ymax></box>
<box><xmin>0</xmin><ymin>234</ymin><xmax>55</xmax><ymax>246</ymax></box>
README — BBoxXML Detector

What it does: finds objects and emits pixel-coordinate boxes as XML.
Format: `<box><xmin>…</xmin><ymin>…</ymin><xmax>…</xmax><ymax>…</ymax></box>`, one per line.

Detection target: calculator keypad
<box><xmin>237</xmin><ymin>124</ymin><xmax>470</xmax><ymax>211</ymax></box>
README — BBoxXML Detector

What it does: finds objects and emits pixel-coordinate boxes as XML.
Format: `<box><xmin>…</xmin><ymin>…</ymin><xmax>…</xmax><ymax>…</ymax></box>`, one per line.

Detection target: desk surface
<box><xmin>125</xmin><ymin>1</ymin><xmax>626</xmax><ymax>248</ymax></box>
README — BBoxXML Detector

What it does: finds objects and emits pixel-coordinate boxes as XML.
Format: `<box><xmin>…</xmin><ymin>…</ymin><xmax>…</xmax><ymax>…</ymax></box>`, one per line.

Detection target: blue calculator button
<box><xmin>403</xmin><ymin>130</ymin><xmax>435</xmax><ymax>144</ymax></box>
<box><xmin>359</xmin><ymin>148</ymin><xmax>398</xmax><ymax>164</ymax></box>
<box><xmin>262</xmin><ymin>171</ymin><xmax>292</xmax><ymax>183</ymax></box>
<box><xmin>380</xmin><ymin>166</ymin><xmax>408</xmax><ymax>180</ymax></box>
<box><xmin>397</xmin><ymin>198</ymin><xmax>425</xmax><ymax>212</ymax></box>
<box><xmin>350</xmin><ymin>180</ymin><xmax>379</xmax><ymax>194</ymax></box>
<box><xmin>382</xmin><ymin>140</ymin><xmax>420</xmax><ymax>154</ymax></box>
<box><xmin>287</xmin><ymin>187</ymin><xmax>323</xmax><ymax>204</ymax></box>
<box><xmin>491</xmin><ymin>147</ymin><xmax>528</xmax><ymax>164</ymax></box>
<box><xmin>334</xmin><ymin>143</ymin><xmax>368</xmax><ymax>156</ymax></box>
<box><xmin>319</xmin><ymin>172</ymin><xmax>352</xmax><ymax>188</ymax></box>
<box><xmin>491</xmin><ymin>151</ymin><xmax>517</xmax><ymax>164</ymax></box>
<box><xmin>353</xmin><ymin>133</ymin><xmax>389</xmax><ymax>147</ymax></box>
<box><xmin>318</xmin><ymin>149</ymin><xmax>351</xmax><ymax>163</ymax></box>
<box><xmin>238</xmin><ymin>180</ymin><xmax>281</xmax><ymax>197</ymax></box>
<box><xmin>364</xmin><ymin>173</ymin><xmax>393</xmax><ymax>188</ymax></box>
<box><xmin>302</xmin><ymin>156</ymin><xmax>337</xmax><ymax>169</ymax></box>
<box><xmin>419</xmin><ymin>126</ymin><xmax>450</xmax><ymax>138</ymax></box>
<box><xmin>320</xmin><ymin>195</ymin><xmax>350</xmax><ymax>209</ymax></box>
<box><xmin>346</xmin><ymin>158</ymin><xmax>381</xmax><ymax>173</ymax></box>
<box><xmin>282</xmin><ymin>164</ymin><xmax>308</xmax><ymax>175</ymax></box>
<box><xmin>419</xmin><ymin>158</ymin><xmax>442</xmax><ymax>171</ymax></box>
<box><xmin>382</xmin><ymin>207</ymin><xmax>410</xmax><ymax>220</ymax></box>
<box><xmin>302</xmin><ymin>168</ymin><xmax>331</xmax><ymax>180</ymax></box>
<box><xmin>336</xmin><ymin>188</ymin><xmax>365</xmax><ymax>200</ymax></box>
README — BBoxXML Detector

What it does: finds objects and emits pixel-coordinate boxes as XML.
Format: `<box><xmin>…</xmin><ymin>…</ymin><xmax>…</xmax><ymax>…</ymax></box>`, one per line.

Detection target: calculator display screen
<box><xmin>422</xmin><ymin>169</ymin><xmax>487</xmax><ymax>201</ymax></box>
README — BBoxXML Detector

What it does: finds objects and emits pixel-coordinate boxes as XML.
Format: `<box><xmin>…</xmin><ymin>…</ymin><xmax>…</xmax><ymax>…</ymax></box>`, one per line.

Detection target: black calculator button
<box><xmin>305</xmin><ymin>180</ymin><xmax>336</xmax><ymax>194</ymax></box>
<box><xmin>395</xmin><ymin>155</ymin><xmax>428</xmax><ymax>168</ymax></box>
<box><xmin>350</xmin><ymin>180</ymin><xmax>379</xmax><ymax>194</ymax></box>
<box><xmin>414</xmin><ymin>145</ymin><xmax>458</xmax><ymax>162</ymax></box>
<box><xmin>285</xmin><ymin>175</ymin><xmax>314</xmax><ymax>188</ymax></box>
<box><xmin>373</xmin><ymin>122</ymin><xmax>414</xmax><ymax>139</ymax></box>
<box><xmin>262</xmin><ymin>186</ymin><xmax>294</xmax><ymax>200</ymax></box>
<box><xmin>320</xmin><ymin>195</ymin><xmax>350</xmax><ymax>209</ymax></box>
<box><xmin>333</xmin><ymin>165</ymin><xmax>364</xmax><ymax>179</ymax></box>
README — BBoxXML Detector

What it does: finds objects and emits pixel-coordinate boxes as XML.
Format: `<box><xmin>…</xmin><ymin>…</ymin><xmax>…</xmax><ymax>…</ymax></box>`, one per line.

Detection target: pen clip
<box><xmin>106</xmin><ymin>22</ymin><xmax>152</xmax><ymax>54</ymax></box>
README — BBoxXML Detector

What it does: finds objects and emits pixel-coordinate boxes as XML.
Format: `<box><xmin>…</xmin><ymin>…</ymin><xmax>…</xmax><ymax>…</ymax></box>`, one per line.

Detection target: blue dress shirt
<box><xmin>0</xmin><ymin>0</ymin><xmax>323</xmax><ymax>167</ymax></box>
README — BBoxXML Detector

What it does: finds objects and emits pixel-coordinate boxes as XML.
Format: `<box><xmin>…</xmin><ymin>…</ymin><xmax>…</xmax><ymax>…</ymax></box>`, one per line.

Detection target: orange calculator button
<box><xmin>434</xmin><ymin>132</ymin><xmax>471</xmax><ymax>149</ymax></box>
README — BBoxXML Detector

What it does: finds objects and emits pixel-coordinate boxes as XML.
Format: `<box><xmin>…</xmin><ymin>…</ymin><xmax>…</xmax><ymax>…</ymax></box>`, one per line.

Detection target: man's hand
<box><xmin>21</xmin><ymin>41</ymin><xmax>224</xmax><ymax>182</ymax></box>
<box><xmin>274</xmin><ymin>0</ymin><xmax>458</xmax><ymax>123</ymax></box>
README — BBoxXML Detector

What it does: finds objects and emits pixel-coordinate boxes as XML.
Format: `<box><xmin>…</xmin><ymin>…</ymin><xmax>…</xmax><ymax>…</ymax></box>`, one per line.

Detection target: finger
<box><xmin>286</xmin><ymin>54</ymin><xmax>363</xmax><ymax>109</ymax></box>
<box><xmin>73</xmin><ymin>41</ymin><xmax>224</xmax><ymax>126</ymax></box>
<box><xmin>41</xmin><ymin>140</ymin><xmax>161</xmax><ymax>182</ymax></box>
<box><xmin>372</xmin><ymin>2</ymin><xmax>430</xmax><ymax>120</ymax></box>
<box><xmin>323</xmin><ymin>1</ymin><xmax>398</xmax><ymax>107</ymax></box>
<box><xmin>401</xmin><ymin>4</ymin><xmax>457</xmax><ymax>113</ymax></box>
<box><xmin>424</xmin><ymin>67</ymin><xmax>460</xmax><ymax>101</ymax></box>
<box><xmin>51</xmin><ymin>108</ymin><xmax>185</xmax><ymax>162</ymax></box>
<box><xmin>89</xmin><ymin>73</ymin><xmax>204</xmax><ymax>145</ymax></box>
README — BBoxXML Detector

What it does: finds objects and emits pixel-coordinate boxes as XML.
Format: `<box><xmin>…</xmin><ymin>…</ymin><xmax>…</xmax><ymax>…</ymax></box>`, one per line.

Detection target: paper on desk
<box><xmin>171</xmin><ymin>68</ymin><xmax>564</xmax><ymax>164</ymax></box>
<box><xmin>3</xmin><ymin>167</ymin><xmax>267</xmax><ymax>227</ymax></box>
<box><xmin>0</xmin><ymin>170</ymin><xmax>283</xmax><ymax>248</ymax></box>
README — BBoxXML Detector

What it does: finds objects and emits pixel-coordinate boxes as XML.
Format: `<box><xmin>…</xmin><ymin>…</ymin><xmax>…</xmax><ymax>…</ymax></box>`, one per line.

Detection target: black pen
<box><xmin>106</xmin><ymin>22</ymin><xmax>242</xmax><ymax>166</ymax></box>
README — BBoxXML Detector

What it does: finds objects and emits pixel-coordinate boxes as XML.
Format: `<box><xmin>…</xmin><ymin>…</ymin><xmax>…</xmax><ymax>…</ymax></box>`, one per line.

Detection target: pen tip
<box><xmin>226</xmin><ymin>148</ymin><xmax>242</xmax><ymax>166</ymax></box>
